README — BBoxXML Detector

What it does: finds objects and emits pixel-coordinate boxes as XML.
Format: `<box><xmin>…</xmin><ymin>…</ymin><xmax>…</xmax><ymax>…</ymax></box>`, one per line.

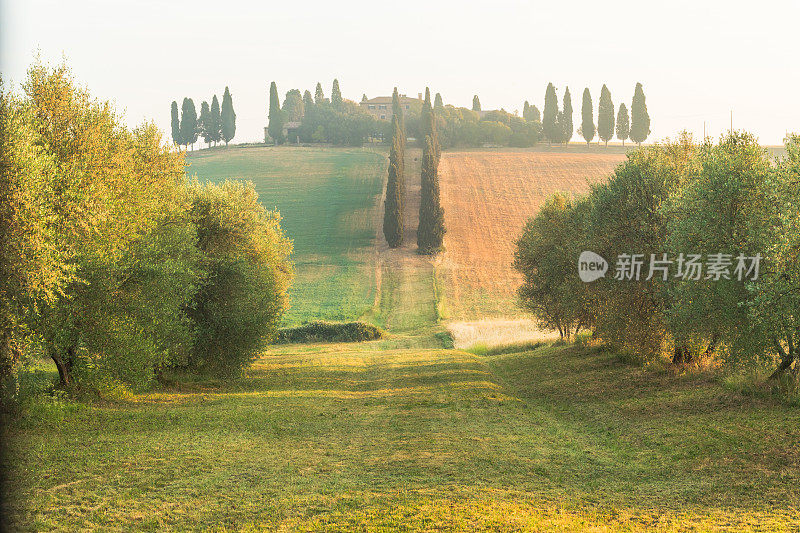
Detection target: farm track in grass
<box><xmin>186</xmin><ymin>146</ymin><xmax>387</xmax><ymax>326</ymax></box>
<box><xmin>7</xmin><ymin>342</ymin><xmax>800</xmax><ymax>530</ymax></box>
<box><xmin>437</xmin><ymin>151</ymin><xmax>626</xmax><ymax>320</ymax></box>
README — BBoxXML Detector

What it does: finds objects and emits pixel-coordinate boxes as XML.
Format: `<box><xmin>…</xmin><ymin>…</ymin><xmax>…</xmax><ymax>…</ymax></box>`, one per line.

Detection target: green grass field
<box><xmin>5</xmin><ymin>146</ymin><xmax>800</xmax><ymax>530</ymax></box>
<box><xmin>186</xmin><ymin>146</ymin><xmax>386</xmax><ymax>325</ymax></box>
<box><xmin>6</xmin><ymin>341</ymin><xmax>800</xmax><ymax>530</ymax></box>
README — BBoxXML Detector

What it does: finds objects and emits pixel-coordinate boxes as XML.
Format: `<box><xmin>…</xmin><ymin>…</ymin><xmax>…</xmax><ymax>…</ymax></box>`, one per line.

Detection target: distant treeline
<box><xmin>171</xmin><ymin>87</ymin><xmax>236</xmax><ymax>150</ymax></box>
<box><xmin>261</xmin><ymin>80</ymin><xmax>650</xmax><ymax>148</ymax></box>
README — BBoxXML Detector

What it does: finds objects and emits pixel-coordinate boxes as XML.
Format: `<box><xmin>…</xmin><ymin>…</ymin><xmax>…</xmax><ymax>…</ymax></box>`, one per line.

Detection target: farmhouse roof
<box><xmin>362</xmin><ymin>95</ymin><xmax>420</xmax><ymax>105</ymax></box>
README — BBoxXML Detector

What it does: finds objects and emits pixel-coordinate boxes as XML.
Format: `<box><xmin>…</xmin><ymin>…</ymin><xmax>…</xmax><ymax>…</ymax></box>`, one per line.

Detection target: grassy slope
<box><xmin>6</xmin><ymin>146</ymin><xmax>800</xmax><ymax>530</ymax></box>
<box><xmin>6</xmin><ymin>342</ymin><xmax>799</xmax><ymax>530</ymax></box>
<box><xmin>186</xmin><ymin>146</ymin><xmax>386</xmax><ymax>325</ymax></box>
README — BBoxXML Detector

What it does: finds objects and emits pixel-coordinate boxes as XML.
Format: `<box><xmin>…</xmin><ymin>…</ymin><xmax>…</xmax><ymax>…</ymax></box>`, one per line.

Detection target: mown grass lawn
<box><xmin>186</xmin><ymin>146</ymin><xmax>386</xmax><ymax>325</ymax></box>
<box><xmin>6</xmin><ymin>339</ymin><xmax>799</xmax><ymax>530</ymax></box>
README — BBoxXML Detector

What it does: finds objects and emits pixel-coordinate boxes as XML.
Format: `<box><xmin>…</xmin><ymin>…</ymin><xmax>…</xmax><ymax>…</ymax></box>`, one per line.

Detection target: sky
<box><xmin>2</xmin><ymin>0</ymin><xmax>798</xmax><ymax>145</ymax></box>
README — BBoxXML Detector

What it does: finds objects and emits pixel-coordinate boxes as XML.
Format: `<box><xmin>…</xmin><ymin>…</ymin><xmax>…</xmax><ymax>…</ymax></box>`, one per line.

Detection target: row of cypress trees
<box><xmin>531</xmin><ymin>83</ymin><xmax>649</xmax><ymax>146</ymax></box>
<box><xmin>382</xmin><ymin>87</ymin><xmax>446</xmax><ymax>254</ymax></box>
<box><xmin>171</xmin><ymin>87</ymin><xmax>236</xmax><ymax>150</ymax></box>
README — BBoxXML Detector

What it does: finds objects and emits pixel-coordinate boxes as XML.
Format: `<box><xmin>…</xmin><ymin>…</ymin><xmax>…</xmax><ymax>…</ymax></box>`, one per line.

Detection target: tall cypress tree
<box><xmin>434</xmin><ymin>92</ymin><xmax>443</xmax><ymax>111</ymax></box>
<box><xmin>417</xmin><ymin>135</ymin><xmax>445</xmax><ymax>254</ymax></box>
<box><xmin>616</xmin><ymin>103</ymin><xmax>630</xmax><ymax>146</ymax></box>
<box><xmin>303</xmin><ymin>90</ymin><xmax>314</xmax><ymax>110</ymax></box>
<box><xmin>542</xmin><ymin>83</ymin><xmax>559</xmax><ymax>145</ymax></box>
<box><xmin>597</xmin><ymin>84</ymin><xmax>615</xmax><ymax>146</ymax></box>
<box><xmin>314</xmin><ymin>82</ymin><xmax>325</xmax><ymax>105</ymax></box>
<box><xmin>580</xmin><ymin>88</ymin><xmax>595</xmax><ymax>145</ymax></box>
<box><xmin>221</xmin><ymin>86</ymin><xmax>236</xmax><ymax>146</ymax></box>
<box><xmin>383</xmin><ymin>112</ymin><xmax>404</xmax><ymax>248</ymax></box>
<box><xmin>523</xmin><ymin>101</ymin><xmax>530</xmax><ymax>121</ymax></box>
<box><xmin>180</xmin><ymin>97</ymin><xmax>198</xmax><ymax>151</ymax></box>
<box><xmin>562</xmin><ymin>87</ymin><xmax>573</xmax><ymax>144</ymax></box>
<box><xmin>391</xmin><ymin>86</ymin><xmax>406</xmax><ymax>134</ymax></box>
<box><xmin>630</xmin><ymin>82</ymin><xmax>650</xmax><ymax>145</ymax></box>
<box><xmin>170</xmin><ymin>101</ymin><xmax>182</xmax><ymax>147</ymax></box>
<box><xmin>209</xmin><ymin>95</ymin><xmax>222</xmax><ymax>146</ymax></box>
<box><xmin>331</xmin><ymin>79</ymin><xmax>343</xmax><ymax>108</ymax></box>
<box><xmin>268</xmin><ymin>81</ymin><xmax>284</xmax><ymax>145</ymax></box>
<box><xmin>198</xmin><ymin>100</ymin><xmax>212</xmax><ymax>147</ymax></box>
<box><xmin>472</xmin><ymin>95</ymin><xmax>481</xmax><ymax>111</ymax></box>
<box><xmin>420</xmin><ymin>87</ymin><xmax>439</xmax><ymax>162</ymax></box>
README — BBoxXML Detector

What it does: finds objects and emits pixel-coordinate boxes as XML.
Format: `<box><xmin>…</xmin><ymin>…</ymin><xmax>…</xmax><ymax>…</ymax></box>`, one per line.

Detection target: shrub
<box><xmin>186</xmin><ymin>180</ymin><xmax>293</xmax><ymax>377</ymax></box>
<box><xmin>276</xmin><ymin>321</ymin><xmax>383</xmax><ymax>344</ymax></box>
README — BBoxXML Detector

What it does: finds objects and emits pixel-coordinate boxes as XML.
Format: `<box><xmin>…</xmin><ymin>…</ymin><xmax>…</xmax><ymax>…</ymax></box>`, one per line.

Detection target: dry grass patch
<box><xmin>447</xmin><ymin>317</ymin><xmax>560</xmax><ymax>350</ymax></box>
<box><xmin>437</xmin><ymin>150</ymin><xmax>625</xmax><ymax>319</ymax></box>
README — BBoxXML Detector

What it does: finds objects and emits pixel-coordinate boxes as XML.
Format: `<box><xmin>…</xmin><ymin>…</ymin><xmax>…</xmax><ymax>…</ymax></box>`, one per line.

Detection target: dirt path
<box><xmin>369</xmin><ymin>147</ymin><xmax>439</xmax><ymax>332</ymax></box>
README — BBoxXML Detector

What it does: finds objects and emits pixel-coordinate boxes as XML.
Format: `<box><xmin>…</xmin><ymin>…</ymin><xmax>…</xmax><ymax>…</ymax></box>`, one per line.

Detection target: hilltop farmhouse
<box><xmin>360</xmin><ymin>93</ymin><xmax>421</xmax><ymax>120</ymax></box>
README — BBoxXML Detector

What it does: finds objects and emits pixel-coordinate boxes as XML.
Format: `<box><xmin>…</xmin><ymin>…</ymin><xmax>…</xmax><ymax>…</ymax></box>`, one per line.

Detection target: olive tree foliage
<box><xmin>587</xmin><ymin>137</ymin><xmax>698</xmax><ymax>361</ymax></box>
<box><xmin>0</xmin><ymin>76</ymin><xmax>67</xmax><ymax>391</ymax></box>
<box><xmin>1</xmin><ymin>62</ymin><xmax>295</xmax><ymax>399</ymax></box>
<box><xmin>2</xmin><ymin>62</ymin><xmax>200</xmax><ymax>391</ymax></box>
<box><xmin>185</xmin><ymin>180</ymin><xmax>293</xmax><ymax>377</ymax></box>
<box><xmin>663</xmin><ymin>133</ymin><xmax>793</xmax><ymax>372</ymax></box>
<box><xmin>514</xmin><ymin>130</ymin><xmax>800</xmax><ymax>382</ymax></box>
<box><xmin>514</xmin><ymin>194</ymin><xmax>593</xmax><ymax>340</ymax></box>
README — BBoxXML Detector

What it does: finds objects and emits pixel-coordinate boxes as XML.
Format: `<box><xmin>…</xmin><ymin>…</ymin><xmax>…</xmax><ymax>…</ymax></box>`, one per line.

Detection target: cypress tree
<box><xmin>417</xmin><ymin>135</ymin><xmax>445</xmax><ymax>254</ymax></box>
<box><xmin>472</xmin><ymin>95</ymin><xmax>481</xmax><ymax>111</ymax></box>
<box><xmin>616</xmin><ymin>103</ymin><xmax>630</xmax><ymax>146</ymax></box>
<box><xmin>383</xmin><ymin>114</ymin><xmax>404</xmax><ymax>247</ymax></box>
<box><xmin>391</xmin><ymin>86</ymin><xmax>406</xmax><ymax>134</ymax></box>
<box><xmin>180</xmin><ymin>97</ymin><xmax>198</xmax><ymax>151</ymax></box>
<box><xmin>630</xmin><ymin>82</ymin><xmax>650</xmax><ymax>145</ymax></box>
<box><xmin>562</xmin><ymin>87</ymin><xmax>573</xmax><ymax>144</ymax></box>
<box><xmin>421</xmin><ymin>87</ymin><xmax>439</xmax><ymax>162</ymax></box>
<box><xmin>331</xmin><ymin>79</ymin><xmax>343</xmax><ymax>108</ymax></box>
<box><xmin>314</xmin><ymin>82</ymin><xmax>325</xmax><ymax>105</ymax></box>
<box><xmin>530</xmin><ymin>105</ymin><xmax>541</xmax><ymax>123</ymax></box>
<box><xmin>580</xmin><ymin>88</ymin><xmax>595</xmax><ymax>145</ymax></box>
<box><xmin>523</xmin><ymin>101</ymin><xmax>530</xmax><ymax>121</ymax></box>
<box><xmin>210</xmin><ymin>95</ymin><xmax>222</xmax><ymax>146</ymax></box>
<box><xmin>221</xmin><ymin>86</ymin><xmax>236</xmax><ymax>146</ymax></box>
<box><xmin>597</xmin><ymin>84</ymin><xmax>615</xmax><ymax>146</ymax></box>
<box><xmin>170</xmin><ymin>101</ymin><xmax>182</xmax><ymax>147</ymax></box>
<box><xmin>434</xmin><ymin>92</ymin><xmax>443</xmax><ymax>111</ymax></box>
<box><xmin>268</xmin><ymin>81</ymin><xmax>284</xmax><ymax>145</ymax></box>
<box><xmin>303</xmin><ymin>90</ymin><xmax>314</xmax><ymax>110</ymax></box>
<box><xmin>543</xmin><ymin>83</ymin><xmax>559</xmax><ymax>145</ymax></box>
<box><xmin>198</xmin><ymin>100</ymin><xmax>212</xmax><ymax>147</ymax></box>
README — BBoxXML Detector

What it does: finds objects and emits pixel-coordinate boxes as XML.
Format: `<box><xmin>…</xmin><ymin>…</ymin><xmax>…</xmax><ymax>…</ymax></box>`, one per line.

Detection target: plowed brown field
<box><xmin>438</xmin><ymin>151</ymin><xmax>626</xmax><ymax>319</ymax></box>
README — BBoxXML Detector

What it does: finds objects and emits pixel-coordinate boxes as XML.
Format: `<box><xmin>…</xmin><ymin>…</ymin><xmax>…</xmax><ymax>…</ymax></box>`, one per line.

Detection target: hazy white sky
<box><xmin>2</xmin><ymin>0</ymin><xmax>798</xmax><ymax>145</ymax></box>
